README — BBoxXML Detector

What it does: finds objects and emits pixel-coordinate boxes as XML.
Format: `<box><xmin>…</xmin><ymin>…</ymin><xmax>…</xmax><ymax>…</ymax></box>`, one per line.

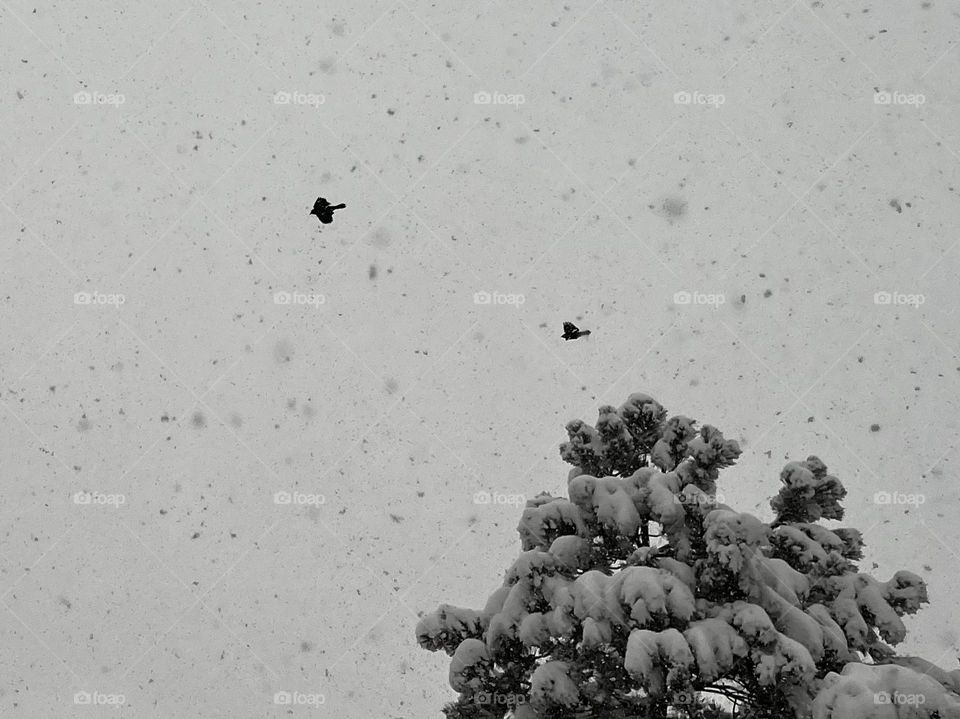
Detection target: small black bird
<box><xmin>562</xmin><ymin>321</ymin><xmax>591</xmax><ymax>341</ymax></box>
<box><xmin>310</xmin><ymin>197</ymin><xmax>346</xmax><ymax>224</ymax></box>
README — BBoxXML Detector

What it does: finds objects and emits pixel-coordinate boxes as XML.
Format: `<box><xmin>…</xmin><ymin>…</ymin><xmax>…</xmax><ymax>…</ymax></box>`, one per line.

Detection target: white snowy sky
<box><xmin>1</xmin><ymin>1</ymin><xmax>959</xmax><ymax>717</ymax></box>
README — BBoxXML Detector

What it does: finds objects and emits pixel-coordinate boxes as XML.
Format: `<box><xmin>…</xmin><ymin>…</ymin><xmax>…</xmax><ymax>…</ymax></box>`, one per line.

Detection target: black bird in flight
<box><xmin>562</xmin><ymin>321</ymin><xmax>591</xmax><ymax>341</ymax></box>
<box><xmin>310</xmin><ymin>197</ymin><xmax>346</xmax><ymax>224</ymax></box>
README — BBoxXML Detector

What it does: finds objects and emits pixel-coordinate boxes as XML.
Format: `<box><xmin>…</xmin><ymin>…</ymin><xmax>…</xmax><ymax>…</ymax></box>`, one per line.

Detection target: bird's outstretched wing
<box><xmin>563</xmin><ymin>322</ymin><xmax>578</xmax><ymax>335</ymax></box>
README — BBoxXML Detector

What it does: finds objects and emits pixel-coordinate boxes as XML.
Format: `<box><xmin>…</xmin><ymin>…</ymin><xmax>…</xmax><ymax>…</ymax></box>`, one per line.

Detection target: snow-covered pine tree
<box><xmin>416</xmin><ymin>393</ymin><xmax>960</xmax><ymax>718</ymax></box>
